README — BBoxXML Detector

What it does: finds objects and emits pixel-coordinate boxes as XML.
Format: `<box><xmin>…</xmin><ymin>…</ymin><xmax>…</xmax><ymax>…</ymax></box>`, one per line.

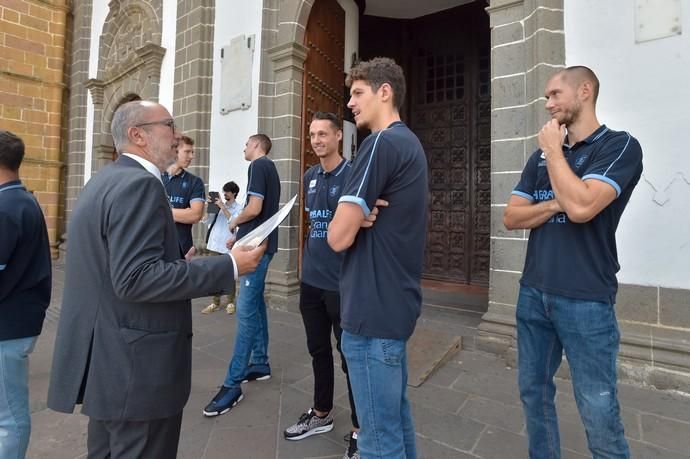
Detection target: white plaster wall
<box><xmin>565</xmin><ymin>0</ymin><xmax>690</xmax><ymax>289</ymax></box>
<box><xmin>84</xmin><ymin>1</ymin><xmax>110</xmax><ymax>183</ymax></box>
<box><xmin>159</xmin><ymin>0</ymin><xmax>177</xmax><ymax>112</ymax></box>
<box><xmin>208</xmin><ymin>2</ymin><xmax>263</xmax><ymax>203</ymax></box>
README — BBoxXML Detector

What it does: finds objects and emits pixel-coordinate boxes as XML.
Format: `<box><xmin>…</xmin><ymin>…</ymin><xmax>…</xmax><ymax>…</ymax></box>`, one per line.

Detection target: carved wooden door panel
<box><xmin>300</xmin><ymin>0</ymin><xmax>345</xmax><ymax>270</ymax></box>
<box><xmin>411</xmin><ymin>4</ymin><xmax>490</xmax><ymax>286</ymax></box>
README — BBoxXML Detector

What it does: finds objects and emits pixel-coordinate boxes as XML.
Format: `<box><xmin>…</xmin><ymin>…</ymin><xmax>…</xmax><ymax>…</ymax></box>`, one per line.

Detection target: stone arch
<box><xmin>98</xmin><ymin>0</ymin><xmax>162</xmax><ymax>80</ymax></box>
<box><xmin>256</xmin><ymin>0</ymin><xmax>328</xmax><ymax>306</ymax></box>
<box><xmin>86</xmin><ymin>0</ymin><xmax>165</xmax><ymax>173</ymax></box>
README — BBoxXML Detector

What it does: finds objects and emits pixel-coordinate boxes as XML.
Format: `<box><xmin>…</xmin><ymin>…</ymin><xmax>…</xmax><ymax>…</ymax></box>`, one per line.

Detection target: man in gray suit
<box><xmin>47</xmin><ymin>100</ymin><xmax>265</xmax><ymax>458</ymax></box>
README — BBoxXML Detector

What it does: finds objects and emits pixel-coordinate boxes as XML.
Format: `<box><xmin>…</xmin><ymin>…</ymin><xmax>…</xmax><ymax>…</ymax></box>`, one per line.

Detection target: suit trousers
<box><xmin>86</xmin><ymin>412</ymin><xmax>183</xmax><ymax>459</ymax></box>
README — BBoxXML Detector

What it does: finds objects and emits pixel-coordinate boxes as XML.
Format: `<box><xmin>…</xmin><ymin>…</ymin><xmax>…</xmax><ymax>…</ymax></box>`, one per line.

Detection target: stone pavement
<box><xmin>26</xmin><ymin>265</ymin><xmax>690</xmax><ymax>458</ymax></box>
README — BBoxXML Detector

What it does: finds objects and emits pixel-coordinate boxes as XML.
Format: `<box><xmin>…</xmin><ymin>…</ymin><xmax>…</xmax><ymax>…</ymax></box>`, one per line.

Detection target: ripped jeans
<box><xmin>516</xmin><ymin>285</ymin><xmax>629</xmax><ymax>459</ymax></box>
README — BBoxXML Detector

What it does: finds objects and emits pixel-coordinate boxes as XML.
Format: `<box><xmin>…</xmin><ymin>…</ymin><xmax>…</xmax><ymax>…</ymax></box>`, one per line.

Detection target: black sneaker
<box><xmin>284</xmin><ymin>408</ymin><xmax>334</xmax><ymax>440</ymax></box>
<box><xmin>343</xmin><ymin>431</ymin><xmax>360</xmax><ymax>459</ymax></box>
<box><xmin>202</xmin><ymin>386</ymin><xmax>243</xmax><ymax>417</ymax></box>
<box><xmin>241</xmin><ymin>363</ymin><xmax>271</xmax><ymax>383</ymax></box>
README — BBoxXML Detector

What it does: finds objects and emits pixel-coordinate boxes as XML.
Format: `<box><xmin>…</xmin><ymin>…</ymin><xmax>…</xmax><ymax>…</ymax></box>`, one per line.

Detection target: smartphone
<box><xmin>207</xmin><ymin>191</ymin><xmax>220</xmax><ymax>213</ymax></box>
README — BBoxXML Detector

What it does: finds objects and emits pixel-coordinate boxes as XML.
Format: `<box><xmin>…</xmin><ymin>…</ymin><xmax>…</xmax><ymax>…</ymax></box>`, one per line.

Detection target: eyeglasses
<box><xmin>134</xmin><ymin>119</ymin><xmax>176</xmax><ymax>133</ymax></box>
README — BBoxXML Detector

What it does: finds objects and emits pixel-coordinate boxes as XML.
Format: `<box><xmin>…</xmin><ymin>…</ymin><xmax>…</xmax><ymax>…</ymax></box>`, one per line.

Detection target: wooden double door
<box><xmin>302</xmin><ymin>0</ymin><xmax>490</xmax><ymax>287</ymax></box>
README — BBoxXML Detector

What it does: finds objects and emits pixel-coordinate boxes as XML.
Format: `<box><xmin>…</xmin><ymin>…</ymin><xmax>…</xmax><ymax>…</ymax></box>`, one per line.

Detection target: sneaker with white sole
<box><xmin>226</xmin><ymin>302</ymin><xmax>236</xmax><ymax>314</ymax></box>
<box><xmin>241</xmin><ymin>363</ymin><xmax>271</xmax><ymax>383</ymax></box>
<box><xmin>284</xmin><ymin>408</ymin><xmax>334</xmax><ymax>440</ymax></box>
<box><xmin>202</xmin><ymin>386</ymin><xmax>243</xmax><ymax>417</ymax></box>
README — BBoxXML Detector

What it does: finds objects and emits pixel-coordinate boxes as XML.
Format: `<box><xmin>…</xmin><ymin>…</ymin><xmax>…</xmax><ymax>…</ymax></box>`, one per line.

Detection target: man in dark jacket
<box><xmin>0</xmin><ymin>130</ymin><xmax>52</xmax><ymax>458</ymax></box>
<box><xmin>47</xmin><ymin>101</ymin><xmax>265</xmax><ymax>458</ymax></box>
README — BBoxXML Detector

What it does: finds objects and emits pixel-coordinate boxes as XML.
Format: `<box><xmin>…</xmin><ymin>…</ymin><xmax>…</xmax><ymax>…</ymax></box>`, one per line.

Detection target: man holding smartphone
<box><xmin>203</xmin><ymin>182</ymin><xmax>242</xmax><ymax>314</ymax></box>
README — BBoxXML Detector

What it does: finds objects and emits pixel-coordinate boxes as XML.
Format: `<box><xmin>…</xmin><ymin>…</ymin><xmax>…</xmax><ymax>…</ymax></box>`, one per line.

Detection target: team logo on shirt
<box><xmin>182</xmin><ymin>181</ymin><xmax>188</xmax><ymax>189</ymax></box>
<box><xmin>329</xmin><ymin>185</ymin><xmax>339</xmax><ymax>197</ymax></box>
<box><xmin>575</xmin><ymin>154</ymin><xmax>589</xmax><ymax>169</ymax></box>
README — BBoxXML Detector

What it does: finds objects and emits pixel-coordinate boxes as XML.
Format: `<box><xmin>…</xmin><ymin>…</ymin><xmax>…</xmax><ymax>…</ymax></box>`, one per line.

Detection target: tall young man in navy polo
<box><xmin>283</xmin><ymin>112</ymin><xmax>360</xmax><ymax>459</ymax></box>
<box><xmin>163</xmin><ymin>135</ymin><xmax>205</xmax><ymax>254</ymax></box>
<box><xmin>329</xmin><ymin>57</ymin><xmax>428</xmax><ymax>459</ymax></box>
<box><xmin>203</xmin><ymin>134</ymin><xmax>281</xmax><ymax>417</ymax></box>
<box><xmin>504</xmin><ymin>66</ymin><xmax>643</xmax><ymax>459</ymax></box>
<box><xmin>0</xmin><ymin>130</ymin><xmax>52</xmax><ymax>458</ymax></box>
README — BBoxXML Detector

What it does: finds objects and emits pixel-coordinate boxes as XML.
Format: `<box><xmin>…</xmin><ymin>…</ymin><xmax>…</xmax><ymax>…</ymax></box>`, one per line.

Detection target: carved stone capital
<box><xmin>84</xmin><ymin>78</ymin><xmax>105</xmax><ymax>106</ymax></box>
<box><xmin>267</xmin><ymin>42</ymin><xmax>309</xmax><ymax>73</ymax></box>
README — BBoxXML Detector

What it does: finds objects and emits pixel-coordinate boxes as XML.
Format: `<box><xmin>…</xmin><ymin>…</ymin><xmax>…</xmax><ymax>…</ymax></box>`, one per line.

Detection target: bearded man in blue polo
<box><xmin>504</xmin><ymin>66</ymin><xmax>643</xmax><ymax>459</ymax></box>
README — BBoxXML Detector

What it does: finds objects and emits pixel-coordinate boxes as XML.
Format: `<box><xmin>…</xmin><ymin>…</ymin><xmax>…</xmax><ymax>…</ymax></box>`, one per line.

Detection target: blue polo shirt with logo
<box><xmin>512</xmin><ymin>125</ymin><xmax>643</xmax><ymax>303</ymax></box>
<box><xmin>338</xmin><ymin>121</ymin><xmax>429</xmax><ymax>341</ymax></box>
<box><xmin>236</xmin><ymin>155</ymin><xmax>281</xmax><ymax>254</ymax></box>
<box><xmin>302</xmin><ymin>158</ymin><xmax>351</xmax><ymax>292</ymax></box>
<box><xmin>162</xmin><ymin>169</ymin><xmax>205</xmax><ymax>254</ymax></box>
<box><xmin>0</xmin><ymin>180</ymin><xmax>52</xmax><ymax>340</ymax></box>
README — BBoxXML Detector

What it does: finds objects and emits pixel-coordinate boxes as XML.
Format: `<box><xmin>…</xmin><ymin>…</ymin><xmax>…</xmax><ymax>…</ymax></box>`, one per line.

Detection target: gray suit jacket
<box><xmin>48</xmin><ymin>155</ymin><xmax>234</xmax><ymax>421</ymax></box>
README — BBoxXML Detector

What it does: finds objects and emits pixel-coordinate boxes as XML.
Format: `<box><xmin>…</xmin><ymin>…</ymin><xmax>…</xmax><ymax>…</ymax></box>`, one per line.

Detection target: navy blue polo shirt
<box><xmin>162</xmin><ymin>169</ymin><xmax>205</xmax><ymax>254</ymax></box>
<box><xmin>302</xmin><ymin>158</ymin><xmax>351</xmax><ymax>291</ymax></box>
<box><xmin>0</xmin><ymin>180</ymin><xmax>52</xmax><ymax>340</ymax></box>
<box><xmin>513</xmin><ymin>125</ymin><xmax>643</xmax><ymax>303</ymax></box>
<box><xmin>338</xmin><ymin>121</ymin><xmax>428</xmax><ymax>341</ymax></box>
<box><xmin>236</xmin><ymin>155</ymin><xmax>281</xmax><ymax>254</ymax></box>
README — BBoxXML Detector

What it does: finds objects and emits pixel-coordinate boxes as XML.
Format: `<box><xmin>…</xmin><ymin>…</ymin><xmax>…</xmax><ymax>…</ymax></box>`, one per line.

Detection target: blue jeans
<box><xmin>224</xmin><ymin>253</ymin><xmax>273</xmax><ymax>388</ymax></box>
<box><xmin>516</xmin><ymin>285</ymin><xmax>629</xmax><ymax>459</ymax></box>
<box><xmin>0</xmin><ymin>336</ymin><xmax>38</xmax><ymax>459</ymax></box>
<box><xmin>341</xmin><ymin>331</ymin><xmax>416</xmax><ymax>459</ymax></box>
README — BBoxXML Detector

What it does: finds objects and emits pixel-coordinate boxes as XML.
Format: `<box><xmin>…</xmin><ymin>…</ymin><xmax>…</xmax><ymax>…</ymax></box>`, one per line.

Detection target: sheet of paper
<box><xmin>234</xmin><ymin>194</ymin><xmax>297</xmax><ymax>249</ymax></box>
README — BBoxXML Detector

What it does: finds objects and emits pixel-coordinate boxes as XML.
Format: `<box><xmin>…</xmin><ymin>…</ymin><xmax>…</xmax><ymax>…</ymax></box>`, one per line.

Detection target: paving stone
<box><xmin>26</xmin><ymin>409</ymin><xmax>88</xmax><ymax>459</ymax></box>
<box><xmin>618</xmin><ymin>384</ymin><xmax>690</xmax><ymax>424</ymax></box>
<box><xmin>450</xmin><ymin>367</ymin><xmax>522</xmax><ymax>406</ymax></box>
<box><xmin>473</xmin><ymin>426</ymin><xmax>528</xmax><ymax>458</ymax></box>
<box><xmin>408</xmin><ymin>380</ymin><xmax>469</xmax><ymax>415</ymax></box>
<box><xmin>424</xmin><ymin>360</ymin><xmax>463</xmax><ymax>388</ymax></box>
<box><xmin>640</xmin><ymin>414</ymin><xmax>690</xmax><ymax>454</ymax></box>
<box><xmin>458</xmin><ymin>396</ymin><xmax>525</xmax><ymax>434</ymax></box>
<box><xmin>558</xmin><ymin>417</ymin><xmax>590</xmax><ymax>456</ymax></box>
<box><xmin>412</xmin><ymin>404</ymin><xmax>486</xmax><ymax>451</ymax></box>
<box><xmin>415</xmin><ymin>435</ymin><xmax>477</xmax><ymax>458</ymax></box>
<box><xmin>455</xmin><ymin>349</ymin><xmax>516</xmax><ymax>378</ymax></box>
<box><xmin>628</xmin><ymin>439</ymin><xmax>690</xmax><ymax>459</ymax></box>
<box><xmin>205</xmin><ymin>425</ymin><xmax>276</xmax><ymax>459</ymax></box>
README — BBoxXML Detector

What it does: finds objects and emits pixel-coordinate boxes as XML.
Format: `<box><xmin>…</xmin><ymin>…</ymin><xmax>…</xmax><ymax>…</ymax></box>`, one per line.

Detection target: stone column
<box><xmin>261</xmin><ymin>41</ymin><xmax>309</xmax><ymax>310</ymax></box>
<box><xmin>478</xmin><ymin>0</ymin><xmax>565</xmax><ymax>364</ymax></box>
<box><xmin>63</xmin><ymin>0</ymin><xmax>92</xmax><ymax>233</ymax></box>
<box><xmin>173</xmin><ymin>0</ymin><xmax>215</xmax><ymax>245</ymax></box>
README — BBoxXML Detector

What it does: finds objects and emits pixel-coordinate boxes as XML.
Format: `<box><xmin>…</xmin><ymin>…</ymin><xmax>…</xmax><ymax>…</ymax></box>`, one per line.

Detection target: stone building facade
<box><xmin>0</xmin><ymin>0</ymin><xmax>69</xmax><ymax>257</ymax></box>
<box><xmin>3</xmin><ymin>0</ymin><xmax>687</xmax><ymax>390</ymax></box>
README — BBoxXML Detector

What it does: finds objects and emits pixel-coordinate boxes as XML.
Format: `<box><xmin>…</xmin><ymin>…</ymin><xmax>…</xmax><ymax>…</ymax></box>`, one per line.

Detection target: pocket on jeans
<box><xmin>379</xmin><ymin>339</ymin><xmax>404</xmax><ymax>366</ymax></box>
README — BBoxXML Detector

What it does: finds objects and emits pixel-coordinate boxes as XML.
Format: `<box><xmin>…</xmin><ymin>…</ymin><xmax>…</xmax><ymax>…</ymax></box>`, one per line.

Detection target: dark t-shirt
<box><xmin>162</xmin><ymin>169</ymin><xmax>205</xmax><ymax>254</ymax></box>
<box><xmin>236</xmin><ymin>155</ymin><xmax>281</xmax><ymax>254</ymax></box>
<box><xmin>513</xmin><ymin>125</ymin><xmax>643</xmax><ymax>303</ymax></box>
<box><xmin>0</xmin><ymin>181</ymin><xmax>52</xmax><ymax>340</ymax></box>
<box><xmin>302</xmin><ymin>158</ymin><xmax>351</xmax><ymax>291</ymax></box>
<box><xmin>338</xmin><ymin>121</ymin><xmax>429</xmax><ymax>341</ymax></box>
